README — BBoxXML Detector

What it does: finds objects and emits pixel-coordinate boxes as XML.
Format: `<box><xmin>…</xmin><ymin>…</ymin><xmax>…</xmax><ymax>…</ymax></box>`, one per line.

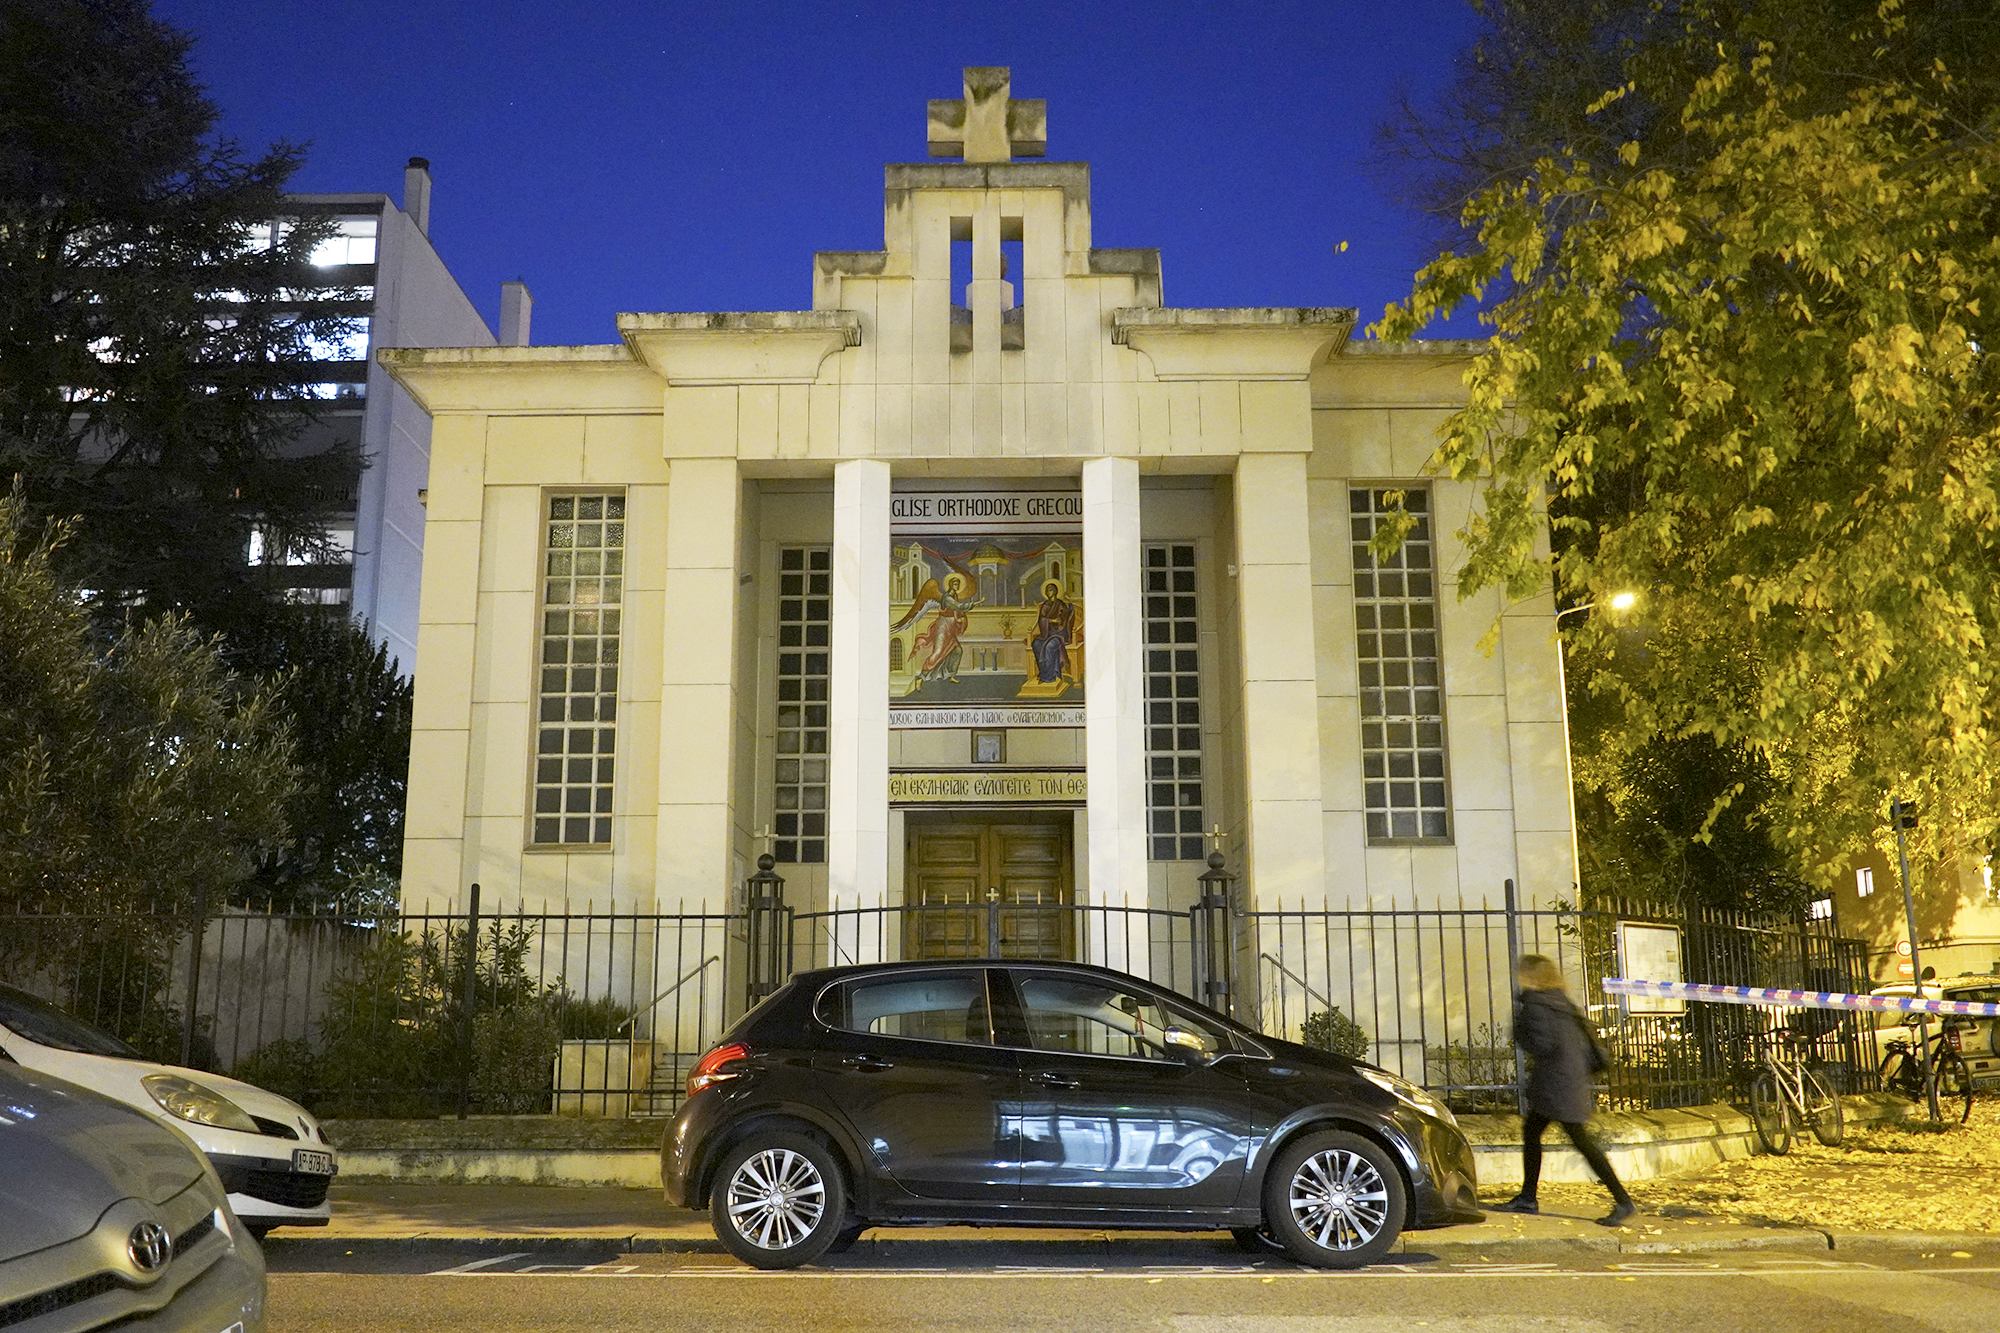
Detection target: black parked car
<box><xmin>662</xmin><ymin>959</ymin><xmax>1480</xmax><ymax>1269</ymax></box>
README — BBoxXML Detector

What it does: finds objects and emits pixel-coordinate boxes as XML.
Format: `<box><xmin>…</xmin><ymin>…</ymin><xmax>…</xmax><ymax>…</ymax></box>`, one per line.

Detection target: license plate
<box><xmin>292</xmin><ymin>1148</ymin><xmax>335</xmax><ymax>1176</ymax></box>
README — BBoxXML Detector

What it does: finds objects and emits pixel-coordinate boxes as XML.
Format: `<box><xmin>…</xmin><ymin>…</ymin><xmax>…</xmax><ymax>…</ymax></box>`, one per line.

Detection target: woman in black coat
<box><xmin>1499</xmin><ymin>954</ymin><xmax>1635</xmax><ymax>1226</ymax></box>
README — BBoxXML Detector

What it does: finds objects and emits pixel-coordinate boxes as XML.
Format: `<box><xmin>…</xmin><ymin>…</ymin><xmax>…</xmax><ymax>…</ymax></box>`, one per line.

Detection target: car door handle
<box><xmin>842</xmin><ymin>1055</ymin><xmax>895</xmax><ymax>1071</ymax></box>
<box><xmin>1031</xmin><ymin>1071</ymin><xmax>1080</xmax><ymax>1089</ymax></box>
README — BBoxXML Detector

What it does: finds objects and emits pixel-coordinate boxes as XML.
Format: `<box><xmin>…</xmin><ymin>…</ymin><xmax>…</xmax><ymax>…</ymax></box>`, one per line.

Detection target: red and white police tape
<box><xmin>1601</xmin><ymin>977</ymin><xmax>2000</xmax><ymax>1017</ymax></box>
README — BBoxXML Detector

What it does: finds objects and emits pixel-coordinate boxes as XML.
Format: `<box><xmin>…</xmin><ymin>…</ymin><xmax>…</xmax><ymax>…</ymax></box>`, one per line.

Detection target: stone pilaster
<box><xmin>829</xmin><ymin>459</ymin><xmax>892</xmax><ymax>958</ymax></box>
<box><xmin>1234</xmin><ymin>452</ymin><xmax>1328</xmax><ymax>907</ymax></box>
<box><xmin>1083</xmin><ymin>456</ymin><xmax>1149</xmax><ymax>974</ymax></box>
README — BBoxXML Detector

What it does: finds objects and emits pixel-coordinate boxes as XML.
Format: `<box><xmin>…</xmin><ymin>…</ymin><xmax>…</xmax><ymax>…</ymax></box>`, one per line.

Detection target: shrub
<box><xmin>472</xmin><ymin>1005</ymin><xmax>561</xmax><ymax>1114</ymax></box>
<box><xmin>229</xmin><ymin>1037</ymin><xmax>316</xmax><ymax>1106</ymax></box>
<box><xmin>1425</xmin><ymin>1024</ymin><xmax>1518</xmax><ymax>1113</ymax></box>
<box><xmin>229</xmin><ymin>916</ymin><xmax>565</xmax><ymax>1118</ymax></box>
<box><xmin>552</xmin><ymin>991</ymin><xmax>632</xmax><ymax>1040</ymax></box>
<box><xmin>1302</xmin><ymin>1007</ymin><xmax>1370</xmax><ymax>1060</ymax></box>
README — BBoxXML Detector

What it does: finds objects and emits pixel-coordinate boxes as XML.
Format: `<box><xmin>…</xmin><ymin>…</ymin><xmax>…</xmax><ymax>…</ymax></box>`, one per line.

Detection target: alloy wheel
<box><xmin>1287</xmin><ymin>1146</ymin><xmax>1391</xmax><ymax>1250</ymax></box>
<box><xmin>725</xmin><ymin>1147</ymin><xmax>827</xmax><ymax>1251</ymax></box>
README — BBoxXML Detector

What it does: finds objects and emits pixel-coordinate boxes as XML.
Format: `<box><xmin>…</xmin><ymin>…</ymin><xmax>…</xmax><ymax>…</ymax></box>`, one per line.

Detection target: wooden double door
<box><xmin>904</xmin><ymin>813</ymin><xmax>1075</xmax><ymax>961</ymax></box>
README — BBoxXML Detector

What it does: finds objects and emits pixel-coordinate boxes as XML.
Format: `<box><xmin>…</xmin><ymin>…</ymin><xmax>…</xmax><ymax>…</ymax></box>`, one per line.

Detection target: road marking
<box><xmin>275</xmin><ymin>1263</ymin><xmax>2000</xmax><ymax>1283</ymax></box>
<box><xmin>426</xmin><ymin>1252</ymin><xmax>531</xmax><ymax>1275</ymax></box>
<box><xmin>1752</xmin><ymin>1270</ymin><xmax>2000</xmax><ymax>1333</ymax></box>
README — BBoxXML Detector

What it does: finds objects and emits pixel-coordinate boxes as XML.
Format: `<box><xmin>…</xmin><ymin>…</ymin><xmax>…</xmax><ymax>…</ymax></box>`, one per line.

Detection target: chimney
<box><xmin>403</xmin><ymin>157</ymin><xmax>432</xmax><ymax>236</ymax></box>
<box><xmin>499</xmin><ymin>280</ymin><xmax>533</xmax><ymax>347</ymax></box>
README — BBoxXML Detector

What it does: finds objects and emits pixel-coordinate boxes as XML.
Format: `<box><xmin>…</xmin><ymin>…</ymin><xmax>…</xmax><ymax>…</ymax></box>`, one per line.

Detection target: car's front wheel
<box><xmin>1261</xmin><ymin>1130</ymin><xmax>1406</xmax><ymax>1269</ymax></box>
<box><xmin>711</xmin><ymin>1131</ymin><xmax>848</xmax><ymax>1269</ymax></box>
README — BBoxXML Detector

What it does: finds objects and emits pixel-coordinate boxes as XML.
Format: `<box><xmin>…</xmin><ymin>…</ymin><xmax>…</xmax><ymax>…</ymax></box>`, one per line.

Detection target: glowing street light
<box><xmin>1555</xmin><ymin>591</ymin><xmax>1639</xmax><ymax>625</ymax></box>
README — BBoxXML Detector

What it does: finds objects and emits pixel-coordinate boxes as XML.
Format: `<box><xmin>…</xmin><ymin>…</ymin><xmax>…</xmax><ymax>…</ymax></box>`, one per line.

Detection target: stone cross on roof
<box><xmin>927</xmin><ymin>67</ymin><xmax>1047</xmax><ymax>163</ymax></box>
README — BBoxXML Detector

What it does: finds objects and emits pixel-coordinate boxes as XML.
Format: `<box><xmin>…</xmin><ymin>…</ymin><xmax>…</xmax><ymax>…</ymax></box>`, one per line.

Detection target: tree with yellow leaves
<box><xmin>1379</xmin><ymin>0</ymin><xmax>2000</xmax><ymax>889</ymax></box>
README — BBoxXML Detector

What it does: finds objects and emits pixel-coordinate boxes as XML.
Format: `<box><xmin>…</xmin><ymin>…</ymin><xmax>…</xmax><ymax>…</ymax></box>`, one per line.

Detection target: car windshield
<box><xmin>0</xmin><ymin>985</ymin><xmax>144</xmax><ymax>1058</ymax></box>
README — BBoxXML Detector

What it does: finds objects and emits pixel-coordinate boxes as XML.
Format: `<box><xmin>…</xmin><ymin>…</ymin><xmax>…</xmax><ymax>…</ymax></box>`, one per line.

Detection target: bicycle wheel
<box><xmin>1804</xmin><ymin>1066</ymin><xmax>1844</xmax><ymax>1147</ymax></box>
<box><xmin>1878</xmin><ymin>1049</ymin><xmax>1921</xmax><ymax>1100</ymax></box>
<box><xmin>1931</xmin><ymin>1047</ymin><xmax>1975</xmax><ymax>1124</ymax></box>
<box><xmin>1750</xmin><ymin>1067</ymin><xmax>1792</xmax><ymax>1154</ymax></box>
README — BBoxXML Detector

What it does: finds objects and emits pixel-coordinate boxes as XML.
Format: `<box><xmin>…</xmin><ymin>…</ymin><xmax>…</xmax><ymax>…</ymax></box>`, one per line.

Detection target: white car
<box><xmin>0</xmin><ymin>983</ymin><xmax>336</xmax><ymax>1238</ymax></box>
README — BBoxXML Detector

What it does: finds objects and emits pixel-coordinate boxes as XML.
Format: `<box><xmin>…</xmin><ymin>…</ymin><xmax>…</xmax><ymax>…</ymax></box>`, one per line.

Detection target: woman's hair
<box><xmin>1515</xmin><ymin>954</ymin><xmax>1568</xmax><ymax>993</ymax></box>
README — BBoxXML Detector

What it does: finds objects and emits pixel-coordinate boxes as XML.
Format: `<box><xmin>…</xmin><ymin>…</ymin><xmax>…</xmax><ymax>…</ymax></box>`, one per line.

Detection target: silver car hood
<box><xmin>0</xmin><ymin>1063</ymin><xmax>206</xmax><ymax>1260</ymax></box>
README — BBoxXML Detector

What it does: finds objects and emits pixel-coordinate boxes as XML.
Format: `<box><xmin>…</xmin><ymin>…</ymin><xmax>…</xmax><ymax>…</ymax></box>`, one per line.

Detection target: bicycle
<box><xmin>1877</xmin><ymin>1016</ymin><xmax>1975</xmax><ymax>1124</ymax></box>
<box><xmin>1746</xmin><ymin>1027</ymin><xmax>1843</xmax><ymax>1155</ymax></box>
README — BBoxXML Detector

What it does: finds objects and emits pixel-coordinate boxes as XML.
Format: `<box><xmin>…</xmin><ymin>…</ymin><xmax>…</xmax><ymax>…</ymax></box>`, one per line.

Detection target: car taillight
<box><xmin>687</xmin><ymin>1042</ymin><xmax>750</xmax><ymax>1097</ymax></box>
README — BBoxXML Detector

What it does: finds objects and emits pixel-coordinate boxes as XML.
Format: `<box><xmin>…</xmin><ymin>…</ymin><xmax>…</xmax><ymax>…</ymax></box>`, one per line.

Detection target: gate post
<box><xmin>1193</xmin><ymin>852</ymin><xmax>1237</xmax><ymax>1019</ymax></box>
<box><xmin>1504</xmin><ymin>878</ymin><xmax>1526</xmax><ymax>1116</ymax></box>
<box><xmin>745</xmin><ymin>855</ymin><xmax>789</xmax><ymax>1007</ymax></box>
<box><xmin>456</xmin><ymin>882</ymin><xmax>481</xmax><ymax>1120</ymax></box>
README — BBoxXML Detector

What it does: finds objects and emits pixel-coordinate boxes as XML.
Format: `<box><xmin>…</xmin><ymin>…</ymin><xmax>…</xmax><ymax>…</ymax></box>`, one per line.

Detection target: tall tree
<box><xmin>222</xmin><ymin>606</ymin><xmax>411</xmax><ymax>911</ymax></box>
<box><xmin>0</xmin><ymin>490</ymin><xmax>295</xmax><ymax>919</ymax></box>
<box><xmin>1378</xmin><ymin>0</ymin><xmax>2000</xmax><ymax>887</ymax></box>
<box><xmin>0</xmin><ymin>0</ymin><xmax>355</xmax><ymax>623</ymax></box>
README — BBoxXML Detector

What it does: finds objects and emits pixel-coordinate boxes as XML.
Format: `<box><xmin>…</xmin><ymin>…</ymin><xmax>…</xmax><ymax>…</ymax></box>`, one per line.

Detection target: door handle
<box><xmin>1031</xmin><ymin>1071</ymin><xmax>1079</xmax><ymax>1090</ymax></box>
<box><xmin>842</xmin><ymin>1055</ymin><xmax>895</xmax><ymax>1071</ymax></box>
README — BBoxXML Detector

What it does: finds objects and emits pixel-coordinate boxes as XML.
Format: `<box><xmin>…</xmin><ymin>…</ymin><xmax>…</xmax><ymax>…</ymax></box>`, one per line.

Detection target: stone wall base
<box><xmin>1458</xmin><ymin>1093</ymin><xmax>1909</xmax><ymax>1188</ymax></box>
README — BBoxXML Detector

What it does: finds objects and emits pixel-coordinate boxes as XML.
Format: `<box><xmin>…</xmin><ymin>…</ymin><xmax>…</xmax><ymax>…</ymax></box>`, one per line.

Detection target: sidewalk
<box><xmin>276</xmin><ymin>1182</ymin><xmax>1993</xmax><ymax>1261</ymax></box>
<box><xmin>292</xmin><ymin>1098</ymin><xmax>2000</xmax><ymax>1261</ymax></box>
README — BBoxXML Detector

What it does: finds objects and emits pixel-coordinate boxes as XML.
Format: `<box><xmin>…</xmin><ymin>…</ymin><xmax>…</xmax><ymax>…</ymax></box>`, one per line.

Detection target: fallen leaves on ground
<box><xmin>1497</xmin><ymin>1096</ymin><xmax>2000</xmax><ymax>1233</ymax></box>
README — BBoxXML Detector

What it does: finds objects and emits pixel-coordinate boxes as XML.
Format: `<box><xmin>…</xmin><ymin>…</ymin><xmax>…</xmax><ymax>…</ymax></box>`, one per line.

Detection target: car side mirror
<box><xmin>1163</xmin><ymin>1026</ymin><xmax>1209</xmax><ymax>1065</ymax></box>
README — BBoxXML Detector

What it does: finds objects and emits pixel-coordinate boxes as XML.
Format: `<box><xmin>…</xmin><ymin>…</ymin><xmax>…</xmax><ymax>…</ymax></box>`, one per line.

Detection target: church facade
<box><xmin>384</xmin><ymin>69</ymin><xmax>1574</xmax><ymax>949</ymax></box>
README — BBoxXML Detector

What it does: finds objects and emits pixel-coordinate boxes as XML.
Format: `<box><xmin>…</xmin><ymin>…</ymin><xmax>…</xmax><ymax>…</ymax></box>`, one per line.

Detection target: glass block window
<box><xmin>1144</xmin><ymin>543</ymin><xmax>1206</xmax><ymax>861</ymax></box>
<box><xmin>532</xmin><ymin>494</ymin><xmax>624</xmax><ymax>846</ymax></box>
<box><xmin>1352</xmin><ymin>487</ymin><xmax>1449</xmax><ymax>841</ymax></box>
<box><xmin>774</xmin><ymin>548</ymin><xmax>831</xmax><ymax>864</ymax></box>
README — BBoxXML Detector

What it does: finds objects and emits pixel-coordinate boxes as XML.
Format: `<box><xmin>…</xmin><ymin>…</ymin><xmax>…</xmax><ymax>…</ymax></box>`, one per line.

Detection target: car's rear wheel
<box><xmin>1261</xmin><ymin>1130</ymin><xmax>1405</xmax><ymax>1269</ymax></box>
<box><xmin>711</xmin><ymin>1132</ymin><xmax>847</xmax><ymax>1269</ymax></box>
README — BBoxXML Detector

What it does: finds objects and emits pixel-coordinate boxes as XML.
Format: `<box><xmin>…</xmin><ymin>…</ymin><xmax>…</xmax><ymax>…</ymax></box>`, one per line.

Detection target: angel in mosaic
<box><xmin>893</xmin><ymin>571</ymin><xmax>982</xmax><ymax>689</ymax></box>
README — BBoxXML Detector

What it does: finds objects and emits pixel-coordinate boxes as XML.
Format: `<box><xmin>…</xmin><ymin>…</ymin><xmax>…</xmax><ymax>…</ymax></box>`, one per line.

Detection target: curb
<box><xmin>265</xmin><ymin>1226</ymin><xmax>1903</xmax><ymax>1262</ymax></box>
<box><xmin>1824</xmin><ymin>1231</ymin><xmax>1999</xmax><ymax>1252</ymax></box>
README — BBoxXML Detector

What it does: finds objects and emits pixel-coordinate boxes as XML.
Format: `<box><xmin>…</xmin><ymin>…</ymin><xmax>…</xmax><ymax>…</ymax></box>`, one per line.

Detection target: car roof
<box><xmin>785</xmin><ymin>957</ymin><xmax>1251</xmax><ymax>1026</ymax></box>
<box><xmin>794</xmin><ymin>957</ymin><xmax>1164</xmax><ymax>987</ymax></box>
<box><xmin>1871</xmin><ymin>974</ymin><xmax>2000</xmax><ymax>995</ymax></box>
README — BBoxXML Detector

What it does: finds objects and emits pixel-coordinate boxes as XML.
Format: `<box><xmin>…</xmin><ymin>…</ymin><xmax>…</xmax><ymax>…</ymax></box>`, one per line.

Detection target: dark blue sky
<box><xmin>156</xmin><ymin>0</ymin><xmax>1485</xmax><ymax>347</ymax></box>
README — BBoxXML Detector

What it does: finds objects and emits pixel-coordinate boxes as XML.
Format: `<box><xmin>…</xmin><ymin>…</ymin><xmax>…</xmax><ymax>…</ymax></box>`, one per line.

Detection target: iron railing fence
<box><xmin>0</xmin><ymin>876</ymin><xmax>1876</xmax><ymax>1120</ymax></box>
<box><xmin>0</xmin><ymin>894</ymin><xmax>734</xmax><ymax>1120</ymax></box>
<box><xmin>1246</xmin><ymin>888</ymin><xmax>1876</xmax><ymax>1113</ymax></box>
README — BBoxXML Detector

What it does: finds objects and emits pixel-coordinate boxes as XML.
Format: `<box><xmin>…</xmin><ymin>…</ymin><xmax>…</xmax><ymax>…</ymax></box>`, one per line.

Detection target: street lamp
<box><xmin>1555</xmin><ymin>591</ymin><xmax>1639</xmax><ymax>625</ymax></box>
<box><xmin>1551</xmin><ymin>591</ymin><xmax>1638</xmax><ymax>899</ymax></box>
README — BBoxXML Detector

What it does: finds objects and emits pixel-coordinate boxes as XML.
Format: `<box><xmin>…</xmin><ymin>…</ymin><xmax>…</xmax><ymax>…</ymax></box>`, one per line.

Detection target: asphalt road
<box><xmin>268</xmin><ymin>1242</ymin><xmax>2000</xmax><ymax>1333</ymax></box>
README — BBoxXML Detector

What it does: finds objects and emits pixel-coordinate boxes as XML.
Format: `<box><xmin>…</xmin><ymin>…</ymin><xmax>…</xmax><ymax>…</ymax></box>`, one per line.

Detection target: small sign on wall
<box><xmin>889</xmin><ymin>769</ymin><xmax>1086</xmax><ymax>805</ymax></box>
<box><xmin>1615</xmin><ymin>922</ymin><xmax>1687</xmax><ymax>1015</ymax></box>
